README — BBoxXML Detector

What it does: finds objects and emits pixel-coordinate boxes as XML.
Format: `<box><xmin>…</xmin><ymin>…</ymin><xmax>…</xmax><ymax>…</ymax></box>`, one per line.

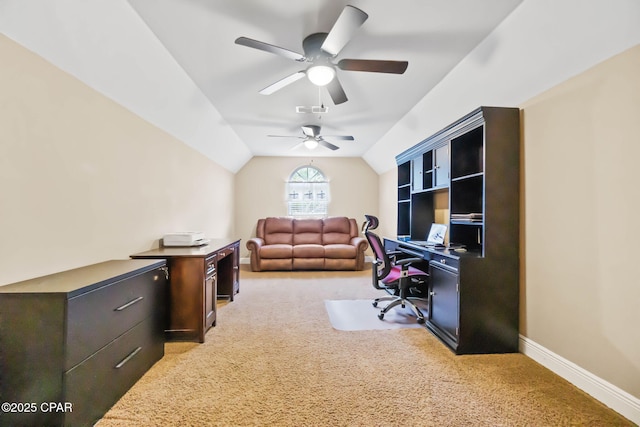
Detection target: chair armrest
<box><xmin>385</xmin><ymin>249</ymin><xmax>403</xmax><ymax>262</ymax></box>
<box><xmin>246</xmin><ymin>237</ymin><xmax>264</xmax><ymax>251</ymax></box>
<box><xmin>395</xmin><ymin>256</ymin><xmax>423</xmax><ymax>266</ymax></box>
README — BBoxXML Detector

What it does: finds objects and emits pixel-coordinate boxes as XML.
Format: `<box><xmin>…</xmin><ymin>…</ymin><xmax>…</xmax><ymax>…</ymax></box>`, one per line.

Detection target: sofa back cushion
<box><xmin>293</xmin><ymin>219</ymin><xmax>323</xmax><ymax>245</ymax></box>
<box><xmin>322</xmin><ymin>217</ymin><xmax>353</xmax><ymax>245</ymax></box>
<box><xmin>262</xmin><ymin>217</ymin><xmax>294</xmax><ymax>245</ymax></box>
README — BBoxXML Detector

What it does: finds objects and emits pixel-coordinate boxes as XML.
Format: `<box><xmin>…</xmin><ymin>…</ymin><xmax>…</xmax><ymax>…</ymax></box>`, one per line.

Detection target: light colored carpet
<box><xmin>96</xmin><ymin>267</ymin><xmax>634</xmax><ymax>427</ymax></box>
<box><xmin>324</xmin><ymin>299</ymin><xmax>425</xmax><ymax>330</ymax></box>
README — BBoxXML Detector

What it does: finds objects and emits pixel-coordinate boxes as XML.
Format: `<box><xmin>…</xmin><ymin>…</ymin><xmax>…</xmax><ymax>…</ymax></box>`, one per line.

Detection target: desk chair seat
<box><xmin>363</xmin><ymin>215</ymin><xmax>429</xmax><ymax>324</ymax></box>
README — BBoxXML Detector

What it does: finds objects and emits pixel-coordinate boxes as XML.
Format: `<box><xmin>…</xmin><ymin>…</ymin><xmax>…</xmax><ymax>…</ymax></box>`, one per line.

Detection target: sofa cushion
<box><xmin>292</xmin><ymin>219</ymin><xmax>323</xmax><ymax>245</ymax></box>
<box><xmin>325</xmin><ymin>259</ymin><xmax>356</xmax><ymax>270</ymax></box>
<box><xmin>322</xmin><ymin>217</ymin><xmax>352</xmax><ymax>245</ymax></box>
<box><xmin>293</xmin><ymin>244</ymin><xmax>325</xmax><ymax>258</ymax></box>
<box><xmin>293</xmin><ymin>258</ymin><xmax>324</xmax><ymax>270</ymax></box>
<box><xmin>324</xmin><ymin>244</ymin><xmax>356</xmax><ymax>259</ymax></box>
<box><xmin>260</xmin><ymin>259</ymin><xmax>293</xmax><ymax>271</ymax></box>
<box><xmin>260</xmin><ymin>244</ymin><xmax>293</xmax><ymax>259</ymax></box>
<box><xmin>263</xmin><ymin>217</ymin><xmax>293</xmax><ymax>245</ymax></box>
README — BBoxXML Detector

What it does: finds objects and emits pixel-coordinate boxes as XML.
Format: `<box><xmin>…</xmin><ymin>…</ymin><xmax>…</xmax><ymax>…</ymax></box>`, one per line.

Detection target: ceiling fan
<box><xmin>268</xmin><ymin>125</ymin><xmax>354</xmax><ymax>151</ymax></box>
<box><xmin>235</xmin><ymin>5</ymin><xmax>408</xmax><ymax>105</ymax></box>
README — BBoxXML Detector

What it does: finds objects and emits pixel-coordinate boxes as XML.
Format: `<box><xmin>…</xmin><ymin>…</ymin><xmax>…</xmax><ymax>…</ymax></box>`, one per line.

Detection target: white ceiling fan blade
<box><xmin>267</xmin><ymin>135</ymin><xmax>304</xmax><ymax>139</ymax></box>
<box><xmin>318</xmin><ymin>138</ymin><xmax>340</xmax><ymax>151</ymax></box>
<box><xmin>289</xmin><ymin>142</ymin><xmax>306</xmax><ymax>151</ymax></box>
<box><xmin>326</xmin><ymin>76</ymin><xmax>348</xmax><ymax>105</ymax></box>
<box><xmin>235</xmin><ymin>37</ymin><xmax>306</xmax><ymax>61</ymax></box>
<box><xmin>301</xmin><ymin>125</ymin><xmax>321</xmax><ymax>137</ymax></box>
<box><xmin>321</xmin><ymin>5</ymin><xmax>368</xmax><ymax>56</ymax></box>
<box><xmin>323</xmin><ymin>135</ymin><xmax>354</xmax><ymax>141</ymax></box>
<box><xmin>259</xmin><ymin>71</ymin><xmax>306</xmax><ymax>95</ymax></box>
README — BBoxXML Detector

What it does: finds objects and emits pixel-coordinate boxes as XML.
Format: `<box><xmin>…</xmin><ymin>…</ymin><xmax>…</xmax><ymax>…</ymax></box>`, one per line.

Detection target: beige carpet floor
<box><xmin>97</xmin><ymin>267</ymin><xmax>634</xmax><ymax>427</ymax></box>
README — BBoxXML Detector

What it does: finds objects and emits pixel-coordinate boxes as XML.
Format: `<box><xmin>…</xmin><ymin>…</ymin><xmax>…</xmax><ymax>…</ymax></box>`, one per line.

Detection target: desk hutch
<box><xmin>389</xmin><ymin>106</ymin><xmax>520</xmax><ymax>354</ymax></box>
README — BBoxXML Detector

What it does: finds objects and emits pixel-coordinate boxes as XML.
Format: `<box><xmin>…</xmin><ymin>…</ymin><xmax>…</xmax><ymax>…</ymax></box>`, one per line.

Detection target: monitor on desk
<box><xmin>410</xmin><ymin>223</ymin><xmax>447</xmax><ymax>247</ymax></box>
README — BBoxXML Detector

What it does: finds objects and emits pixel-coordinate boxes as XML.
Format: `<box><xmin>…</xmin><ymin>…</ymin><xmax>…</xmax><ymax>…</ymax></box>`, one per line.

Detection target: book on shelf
<box><xmin>451</xmin><ymin>213</ymin><xmax>483</xmax><ymax>222</ymax></box>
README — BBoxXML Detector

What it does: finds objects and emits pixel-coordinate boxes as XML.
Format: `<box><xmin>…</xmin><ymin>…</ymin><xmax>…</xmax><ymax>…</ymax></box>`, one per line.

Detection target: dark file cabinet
<box><xmin>0</xmin><ymin>259</ymin><xmax>167</xmax><ymax>427</ymax></box>
<box><xmin>429</xmin><ymin>261</ymin><xmax>460</xmax><ymax>346</ymax></box>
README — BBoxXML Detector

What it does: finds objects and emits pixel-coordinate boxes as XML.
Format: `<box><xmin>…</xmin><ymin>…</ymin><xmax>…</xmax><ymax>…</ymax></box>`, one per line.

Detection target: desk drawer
<box><xmin>66</xmin><ymin>267</ymin><xmax>165</xmax><ymax>369</ymax></box>
<box><xmin>431</xmin><ymin>255</ymin><xmax>459</xmax><ymax>271</ymax></box>
<box><xmin>64</xmin><ymin>316</ymin><xmax>164</xmax><ymax>427</ymax></box>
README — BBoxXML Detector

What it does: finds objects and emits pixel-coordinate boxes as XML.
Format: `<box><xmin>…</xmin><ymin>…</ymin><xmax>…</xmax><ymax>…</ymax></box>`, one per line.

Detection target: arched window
<box><xmin>287</xmin><ymin>165</ymin><xmax>330</xmax><ymax>218</ymax></box>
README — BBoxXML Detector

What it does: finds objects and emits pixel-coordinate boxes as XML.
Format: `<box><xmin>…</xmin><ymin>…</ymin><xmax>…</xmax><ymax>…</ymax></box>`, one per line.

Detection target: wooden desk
<box><xmin>131</xmin><ymin>238</ymin><xmax>240</xmax><ymax>343</ymax></box>
<box><xmin>385</xmin><ymin>238</ymin><xmax>519</xmax><ymax>355</ymax></box>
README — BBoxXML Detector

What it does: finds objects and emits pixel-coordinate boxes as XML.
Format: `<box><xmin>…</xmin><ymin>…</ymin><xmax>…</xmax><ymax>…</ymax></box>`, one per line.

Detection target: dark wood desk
<box><xmin>385</xmin><ymin>238</ymin><xmax>519</xmax><ymax>355</ymax></box>
<box><xmin>131</xmin><ymin>238</ymin><xmax>240</xmax><ymax>343</ymax></box>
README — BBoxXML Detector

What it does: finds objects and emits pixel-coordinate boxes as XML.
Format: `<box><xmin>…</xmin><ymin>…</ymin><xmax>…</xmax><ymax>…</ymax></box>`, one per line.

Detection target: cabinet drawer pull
<box><xmin>114</xmin><ymin>296</ymin><xmax>144</xmax><ymax>311</ymax></box>
<box><xmin>114</xmin><ymin>346</ymin><xmax>142</xmax><ymax>369</ymax></box>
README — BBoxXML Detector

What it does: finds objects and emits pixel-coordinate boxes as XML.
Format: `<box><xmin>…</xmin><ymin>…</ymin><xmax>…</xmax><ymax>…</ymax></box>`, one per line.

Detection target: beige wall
<box><xmin>234</xmin><ymin>156</ymin><xmax>378</xmax><ymax>258</ymax></box>
<box><xmin>0</xmin><ymin>35</ymin><xmax>235</xmax><ymax>285</ymax></box>
<box><xmin>520</xmin><ymin>45</ymin><xmax>640</xmax><ymax>397</ymax></box>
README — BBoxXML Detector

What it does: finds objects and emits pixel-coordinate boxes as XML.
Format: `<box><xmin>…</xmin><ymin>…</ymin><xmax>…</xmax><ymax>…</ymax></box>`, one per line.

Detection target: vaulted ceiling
<box><xmin>0</xmin><ymin>0</ymin><xmax>528</xmax><ymax>172</ymax></box>
<box><xmin>126</xmin><ymin>0</ymin><xmax>524</xmax><ymax>158</ymax></box>
<box><xmin>3</xmin><ymin>1</ymin><xmax>640</xmax><ymax>173</ymax></box>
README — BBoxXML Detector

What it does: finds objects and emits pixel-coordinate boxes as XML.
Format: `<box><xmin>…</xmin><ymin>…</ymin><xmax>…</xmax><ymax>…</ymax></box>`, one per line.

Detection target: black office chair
<box><xmin>363</xmin><ymin>215</ymin><xmax>428</xmax><ymax>324</ymax></box>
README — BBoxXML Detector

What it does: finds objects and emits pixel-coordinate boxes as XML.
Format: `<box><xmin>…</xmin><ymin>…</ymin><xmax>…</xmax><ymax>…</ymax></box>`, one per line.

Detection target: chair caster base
<box><xmin>378</xmin><ymin>312</ymin><xmax>384</xmax><ymax>320</ymax></box>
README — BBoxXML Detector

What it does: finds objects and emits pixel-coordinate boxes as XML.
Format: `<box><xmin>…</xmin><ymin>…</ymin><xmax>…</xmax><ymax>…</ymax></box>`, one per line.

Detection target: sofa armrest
<box><xmin>351</xmin><ymin>236</ymin><xmax>369</xmax><ymax>271</ymax></box>
<box><xmin>351</xmin><ymin>236</ymin><xmax>368</xmax><ymax>251</ymax></box>
<box><xmin>246</xmin><ymin>237</ymin><xmax>264</xmax><ymax>272</ymax></box>
<box><xmin>246</xmin><ymin>237</ymin><xmax>264</xmax><ymax>251</ymax></box>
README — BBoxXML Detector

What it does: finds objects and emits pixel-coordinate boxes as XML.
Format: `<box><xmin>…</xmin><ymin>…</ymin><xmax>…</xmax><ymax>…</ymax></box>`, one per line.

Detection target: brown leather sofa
<box><xmin>246</xmin><ymin>217</ymin><xmax>368</xmax><ymax>271</ymax></box>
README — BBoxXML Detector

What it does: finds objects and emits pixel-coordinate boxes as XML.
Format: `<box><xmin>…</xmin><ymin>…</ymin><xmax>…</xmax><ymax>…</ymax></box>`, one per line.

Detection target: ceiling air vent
<box><xmin>296</xmin><ymin>105</ymin><xmax>329</xmax><ymax>114</ymax></box>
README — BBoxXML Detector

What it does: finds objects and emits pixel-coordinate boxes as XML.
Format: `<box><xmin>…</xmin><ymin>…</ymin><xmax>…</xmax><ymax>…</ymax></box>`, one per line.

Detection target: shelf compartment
<box><xmin>398</xmin><ymin>185</ymin><xmax>411</xmax><ymax>201</ymax></box>
<box><xmin>451</xmin><ymin>125</ymin><xmax>484</xmax><ymax>179</ymax></box>
<box><xmin>449</xmin><ymin>223</ymin><xmax>483</xmax><ymax>253</ymax></box>
<box><xmin>397</xmin><ymin>201</ymin><xmax>411</xmax><ymax>237</ymax></box>
<box><xmin>398</xmin><ymin>161</ymin><xmax>411</xmax><ymax>186</ymax></box>
<box><xmin>450</xmin><ymin>175</ymin><xmax>484</xmax><ymax>216</ymax></box>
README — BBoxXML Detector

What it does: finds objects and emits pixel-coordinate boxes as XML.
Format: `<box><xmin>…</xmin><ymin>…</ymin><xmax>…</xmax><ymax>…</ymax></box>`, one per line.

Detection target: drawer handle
<box><xmin>114</xmin><ymin>296</ymin><xmax>144</xmax><ymax>311</ymax></box>
<box><xmin>115</xmin><ymin>346</ymin><xmax>142</xmax><ymax>369</ymax></box>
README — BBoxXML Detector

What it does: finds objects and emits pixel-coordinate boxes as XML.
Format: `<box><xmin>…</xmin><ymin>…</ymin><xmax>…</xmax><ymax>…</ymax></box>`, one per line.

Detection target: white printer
<box><xmin>162</xmin><ymin>232</ymin><xmax>209</xmax><ymax>247</ymax></box>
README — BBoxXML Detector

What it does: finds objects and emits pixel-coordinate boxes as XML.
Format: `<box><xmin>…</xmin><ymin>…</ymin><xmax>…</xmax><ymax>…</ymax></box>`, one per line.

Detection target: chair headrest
<box><xmin>362</xmin><ymin>215</ymin><xmax>379</xmax><ymax>233</ymax></box>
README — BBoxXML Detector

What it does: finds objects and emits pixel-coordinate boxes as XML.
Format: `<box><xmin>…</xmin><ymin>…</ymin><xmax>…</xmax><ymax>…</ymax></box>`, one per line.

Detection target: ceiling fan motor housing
<box><xmin>303</xmin><ymin>33</ymin><xmax>331</xmax><ymax>59</ymax></box>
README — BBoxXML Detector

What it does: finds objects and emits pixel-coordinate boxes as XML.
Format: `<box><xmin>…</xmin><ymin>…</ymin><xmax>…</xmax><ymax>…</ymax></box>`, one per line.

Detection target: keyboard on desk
<box><xmin>407</xmin><ymin>240</ymin><xmax>445</xmax><ymax>248</ymax></box>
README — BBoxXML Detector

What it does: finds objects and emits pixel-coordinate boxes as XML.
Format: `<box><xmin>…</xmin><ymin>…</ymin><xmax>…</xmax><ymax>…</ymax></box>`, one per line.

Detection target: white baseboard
<box><xmin>520</xmin><ymin>335</ymin><xmax>640</xmax><ymax>424</ymax></box>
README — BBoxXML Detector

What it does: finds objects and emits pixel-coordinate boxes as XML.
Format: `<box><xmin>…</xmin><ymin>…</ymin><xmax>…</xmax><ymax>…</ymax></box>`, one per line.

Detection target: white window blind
<box><xmin>287</xmin><ymin>166</ymin><xmax>329</xmax><ymax>218</ymax></box>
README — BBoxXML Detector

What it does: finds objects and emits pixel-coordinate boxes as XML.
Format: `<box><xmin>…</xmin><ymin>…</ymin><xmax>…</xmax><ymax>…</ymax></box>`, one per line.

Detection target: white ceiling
<box><xmin>125</xmin><ymin>0</ymin><xmax>524</xmax><ymax>158</ymax></box>
<box><xmin>3</xmin><ymin>1</ymin><xmax>639</xmax><ymax>174</ymax></box>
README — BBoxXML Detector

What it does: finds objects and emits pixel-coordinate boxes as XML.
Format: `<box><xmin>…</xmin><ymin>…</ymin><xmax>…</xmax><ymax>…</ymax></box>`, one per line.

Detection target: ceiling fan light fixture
<box><xmin>304</xmin><ymin>138</ymin><xmax>319</xmax><ymax>149</ymax></box>
<box><xmin>306</xmin><ymin>65</ymin><xmax>335</xmax><ymax>86</ymax></box>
